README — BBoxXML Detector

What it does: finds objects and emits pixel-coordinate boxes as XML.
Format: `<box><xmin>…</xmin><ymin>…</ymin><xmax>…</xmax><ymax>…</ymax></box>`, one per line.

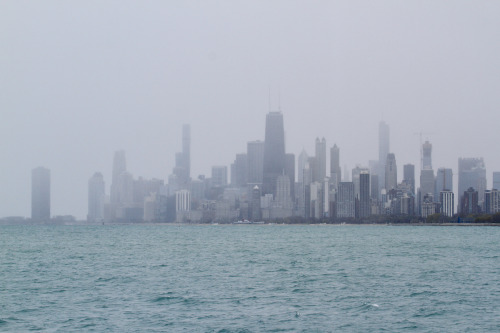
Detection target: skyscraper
<box><xmin>385</xmin><ymin>153</ymin><xmax>397</xmax><ymax>191</ymax></box>
<box><xmin>230</xmin><ymin>153</ymin><xmax>247</xmax><ymax>187</ymax></box>
<box><xmin>315</xmin><ymin>137</ymin><xmax>326</xmax><ymax>182</ymax></box>
<box><xmin>458</xmin><ymin>158</ymin><xmax>486</xmax><ymax>211</ymax></box>
<box><xmin>359</xmin><ymin>172</ymin><xmax>371</xmax><ymax>218</ymax></box>
<box><xmin>110</xmin><ymin>150</ymin><xmax>126</xmax><ymax>204</ymax></box>
<box><xmin>422</xmin><ymin>141</ymin><xmax>432</xmax><ymax>170</ymax></box>
<box><xmin>435</xmin><ymin>168</ymin><xmax>453</xmax><ymax>199</ymax></box>
<box><xmin>31</xmin><ymin>167</ymin><xmax>50</xmax><ymax>221</ymax></box>
<box><xmin>403</xmin><ymin>164</ymin><xmax>415</xmax><ymax>194</ymax></box>
<box><xmin>493</xmin><ymin>172</ymin><xmax>500</xmax><ymax>190</ymax></box>
<box><xmin>247</xmin><ymin>140</ymin><xmax>264</xmax><ymax>186</ymax></box>
<box><xmin>352</xmin><ymin>166</ymin><xmax>369</xmax><ymax>199</ymax></box>
<box><xmin>378</xmin><ymin>121</ymin><xmax>390</xmax><ymax>191</ymax></box>
<box><xmin>262</xmin><ymin>112</ymin><xmax>286</xmax><ymax>196</ymax></box>
<box><xmin>88</xmin><ymin>172</ymin><xmax>105</xmax><ymax>222</ymax></box>
<box><xmin>173</xmin><ymin>124</ymin><xmax>191</xmax><ymax>186</ymax></box>
<box><xmin>337</xmin><ymin>182</ymin><xmax>355</xmax><ymax>218</ymax></box>
<box><xmin>211</xmin><ymin>166</ymin><xmax>228</xmax><ymax>187</ymax></box>
<box><xmin>298</xmin><ymin>149</ymin><xmax>309</xmax><ymax>184</ymax></box>
<box><xmin>440</xmin><ymin>190</ymin><xmax>454</xmax><ymax>217</ymax></box>
<box><xmin>330</xmin><ymin>144</ymin><xmax>341</xmax><ymax>190</ymax></box>
<box><xmin>285</xmin><ymin>153</ymin><xmax>296</xmax><ymax>202</ymax></box>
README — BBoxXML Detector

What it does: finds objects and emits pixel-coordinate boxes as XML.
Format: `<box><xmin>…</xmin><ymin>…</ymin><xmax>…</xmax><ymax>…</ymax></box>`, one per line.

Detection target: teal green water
<box><xmin>1</xmin><ymin>225</ymin><xmax>499</xmax><ymax>332</ymax></box>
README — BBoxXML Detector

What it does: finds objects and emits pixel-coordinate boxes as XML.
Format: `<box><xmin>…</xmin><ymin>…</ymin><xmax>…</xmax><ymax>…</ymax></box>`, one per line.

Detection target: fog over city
<box><xmin>1</xmin><ymin>1</ymin><xmax>500</xmax><ymax>219</ymax></box>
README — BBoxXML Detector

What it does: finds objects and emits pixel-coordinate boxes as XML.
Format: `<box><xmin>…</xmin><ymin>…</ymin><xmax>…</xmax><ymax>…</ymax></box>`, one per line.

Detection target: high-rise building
<box><xmin>378</xmin><ymin>121</ymin><xmax>390</xmax><ymax>192</ymax></box>
<box><xmin>330</xmin><ymin>144</ymin><xmax>341</xmax><ymax>190</ymax></box>
<box><xmin>110</xmin><ymin>150</ymin><xmax>126</xmax><ymax>204</ymax></box>
<box><xmin>31</xmin><ymin>167</ymin><xmax>50</xmax><ymax>221</ymax></box>
<box><xmin>315</xmin><ymin>137</ymin><xmax>326</xmax><ymax>183</ymax></box>
<box><xmin>419</xmin><ymin>169</ymin><xmax>435</xmax><ymax>215</ymax></box>
<box><xmin>484</xmin><ymin>189</ymin><xmax>500</xmax><ymax>214</ymax></box>
<box><xmin>276</xmin><ymin>174</ymin><xmax>292</xmax><ymax>209</ymax></box>
<box><xmin>422</xmin><ymin>141</ymin><xmax>432</xmax><ymax>170</ymax></box>
<box><xmin>116</xmin><ymin>171</ymin><xmax>134</xmax><ymax>204</ymax></box>
<box><xmin>298</xmin><ymin>149</ymin><xmax>309</xmax><ymax>184</ymax></box>
<box><xmin>247</xmin><ymin>140</ymin><xmax>264</xmax><ymax>186</ymax></box>
<box><xmin>262</xmin><ymin>112</ymin><xmax>286</xmax><ymax>196</ymax></box>
<box><xmin>458</xmin><ymin>158</ymin><xmax>486</xmax><ymax>211</ymax></box>
<box><xmin>403</xmin><ymin>164</ymin><xmax>415</xmax><ymax>194</ymax></box>
<box><xmin>230</xmin><ymin>154</ymin><xmax>247</xmax><ymax>187</ymax></box>
<box><xmin>211</xmin><ymin>166</ymin><xmax>228</xmax><ymax>187</ymax></box>
<box><xmin>182</xmin><ymin>124</ymin><xmax>191</xmax><ymax>182</ymax></box>
<box><xmin>359</xmin><ymin>172</ymin><xmax>371</xmax><ymax>218</ymax></box>
<box><xmin>385</xmin><ymin>153</ymin><xmax>397</xmax><ymax>191</ymax></box>
<box><xmin>352</xmin><ymin>166</ymin><xmax>369</xmax><ymax>199</ymax></box>
<box><xmin>337</xmin><ymin>182</ymin><xmax>355</xmax><ymax>218</ymax></box>
<box><xmin>250</xmin><ymin>186</ymin><xmax>261</xmax><ymax>221</ymax></box>
<box><xmin>493</xmin><ymin>172</ymin><xmax>500</xmax><ymax>190</ymax></box>
<box><xmin>88</xmin><ymin>172</ymin><xmax>105</xmax><ymax>222</ymax></box>
<box><xmin>435</xmin><ymin>168</ymin><xmax>453</xmax><ymax>200</ymax></box>
<box><xmin>440</xmin><ymin>190</ymin><xmax>454</xmax><ymax>217</ymax></box>
<box><xmin>285</xmin><ymin>153</ymin><xmax>296</xmax><ymax>202</ymax></box>
<box><xmin>461</xmin><ymin>187</ymin><xmax>479</xmax><ymax>215</ymax></box>
<box><xmin>173</xmin><ymin>124</ymin><xmax>191</xmax><ymax>186</ymax></box>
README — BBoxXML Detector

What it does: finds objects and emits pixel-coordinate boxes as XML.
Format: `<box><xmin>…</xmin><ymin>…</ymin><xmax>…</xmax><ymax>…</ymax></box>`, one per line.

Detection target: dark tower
<box><xmin>262</xmin><ymin>112</ymin><xmax>286</xmax><ymax>196</ymax></box>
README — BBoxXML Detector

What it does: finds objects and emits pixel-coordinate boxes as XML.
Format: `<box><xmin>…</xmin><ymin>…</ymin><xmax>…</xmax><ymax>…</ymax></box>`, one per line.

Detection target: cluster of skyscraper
<box><xmin>29</xmin><ymin>111</ymin><xmax>500</xmax><ymax>223</ymax></box>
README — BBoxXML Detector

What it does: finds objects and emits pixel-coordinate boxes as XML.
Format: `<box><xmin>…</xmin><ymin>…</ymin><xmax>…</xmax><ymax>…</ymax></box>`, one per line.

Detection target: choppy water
<box><xmin>1</xmin><ymin>225</ymin><xmax>499</xmax><ymax>332</ymax></box>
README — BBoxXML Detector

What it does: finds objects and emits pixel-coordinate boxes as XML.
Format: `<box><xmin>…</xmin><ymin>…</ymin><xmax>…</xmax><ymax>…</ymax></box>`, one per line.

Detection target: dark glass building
<box><xmin>262</xmin><ymin>112</ymin><xmax>286</xmax><ymax>196</ymax></box>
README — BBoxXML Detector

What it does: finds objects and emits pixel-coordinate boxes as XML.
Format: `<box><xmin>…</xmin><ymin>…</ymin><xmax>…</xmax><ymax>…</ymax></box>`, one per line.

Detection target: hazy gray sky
<box><xmin>1</xmin><ymin>1</ymin><xmax>500</xmax><ymax>219</ymax></box>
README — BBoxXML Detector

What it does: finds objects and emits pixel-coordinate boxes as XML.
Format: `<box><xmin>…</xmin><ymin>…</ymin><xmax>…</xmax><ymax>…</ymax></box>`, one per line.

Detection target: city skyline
<box><xmin>2</xmin><ymin>1</ymin><xmax>500</xmax><ymax>219</ymax></box>
<box><xmin>19</xmin><ymin>116</ymin><xmax>500</xmax><ymax>221</ymax></box>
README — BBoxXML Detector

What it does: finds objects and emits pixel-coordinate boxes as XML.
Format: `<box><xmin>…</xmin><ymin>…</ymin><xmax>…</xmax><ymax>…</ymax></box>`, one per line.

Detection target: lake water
<box><xmin>1</xmin><ymin>225</ymin><xmax>499</xmax><ymax>332</ymax></box>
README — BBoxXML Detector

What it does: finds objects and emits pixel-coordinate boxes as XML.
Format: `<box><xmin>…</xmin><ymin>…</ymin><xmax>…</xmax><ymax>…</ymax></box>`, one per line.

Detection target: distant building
<box><xmin>297</xmin><ymin>149</ymin><xmax>309</xmax><ymax>184</ymax></box>
<box><xmin>315</xmin><ymin>137</ymin><xmax>326</xmax><ymax>182</ymax></box>
<box><xmin>262</xmin><ymin>112</ymin><xmax>286</xmax><ymax>196</ymax></box>
<box><xmin>175</xmin><ymin>189</ymin><xmax>191</xmax><ymax>222</ymax></box>
<box><xmin>435</xmin><ymin>168</ymin><xmax>453</xmax><ymax>199</ymax></box>
<box><xmin>419</xmin><ymin>169</ymin><xmax>435</xmax><ymax>215</ymax></box>
<box><xmin>88</xmin><ymin>172</ymin><xmax>105</xmax><ymax>222</ymax></box>
<box><xmin>330</xmin><ymin>144</ymin><xmax>341</xmax><ymax>190</ymax></box>
<box><xmin>378</xmin><ymin>121</ymin><xmax>390</xmax><ymax>193</ymax></box>
<box><xmin>460</xmin><ymin>187</ymin><xmax>479</xmax><ymax>215</ymax></box>
<box><xmin>422</xmin><ymin>140</ymin><xmax>432</xmax><ymax>170</ymax></box>
<box><xmin>358</xmin><ymin>172</ymin><xmax>370</xmax><ymax>218</ymax></box>
<box><xmin>484</xmin><ymin>189</ymin><xmax>500</xmax><ymax>214</ymax></box>
<box><xmin>440</xmin><ymin>190</ymin><xmax>454</xmax><ymax>217</ymax></box>
<box><xmin>110</xmin><ymin>150</ymin><xmax>126</xmax><ymax>204</ymax></box>
<box><xmin>403</xmin><ymin>164</ymin><xmax>415</xmax><ymax>194</ymax></box>
<box><xmin>250</xmin><ymin>186</ymin><xmax>261</xmax><ymax>221</ymax></box>
<box><xmin>337</xmin><ymin>182</ymin><xmax>355</xmax><ymax>218</ymax></box>
<box><xmin>385</xmin><ymin>153</ymin><xmax>397</xmax><ymax>191</ymax></box>
<box><xmin>230</xmin><ymin>154</ymin><xmax>247</xmax><ymax>187</ymax></box>
<box><xmin>211</xmin><ymin>166</ymin><xmax>228</xmax><ymax>187</ymax></box>
<box><xmin>421</xmin><ymin>193</ymin><xmax>436</xmax><ymax>218</ymax></box>
<box><xmin>458</xmin><ymin>158</ymin><xmax>486</xmax><ymax>212</ymax></box>
<box><xmin>493</xmin><ymin>172</ymin><xmax>500</xmax><ymax>190</ymax></box>
<box><xmin>31</xmin><ymin>167</ymin><xmax>50</xmax><ymax>221</ymax></box>
<box><xmin>352</xmin><ymin>166</ymin><xmax>369</xmax><ymax>199</ymax></box>
<box><xmin>247</xmin><ymin>140</ymin><xmax>264</xmax><ymax>186</ymax></box>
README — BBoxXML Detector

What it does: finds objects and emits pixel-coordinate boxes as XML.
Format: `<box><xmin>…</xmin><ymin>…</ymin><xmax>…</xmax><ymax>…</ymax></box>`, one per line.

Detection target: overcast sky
<box><xmin>1</xmin><ymin>1</ymin><xmax>500</xmax><ymax>219</ymax></box>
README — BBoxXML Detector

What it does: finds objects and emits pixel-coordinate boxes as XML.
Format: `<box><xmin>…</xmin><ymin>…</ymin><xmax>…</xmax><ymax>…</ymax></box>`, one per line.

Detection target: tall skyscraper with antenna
<box><xmin>262</xmin><ymin>111</ymin><xmax>286</xmax><ymax>197</ymax></box>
